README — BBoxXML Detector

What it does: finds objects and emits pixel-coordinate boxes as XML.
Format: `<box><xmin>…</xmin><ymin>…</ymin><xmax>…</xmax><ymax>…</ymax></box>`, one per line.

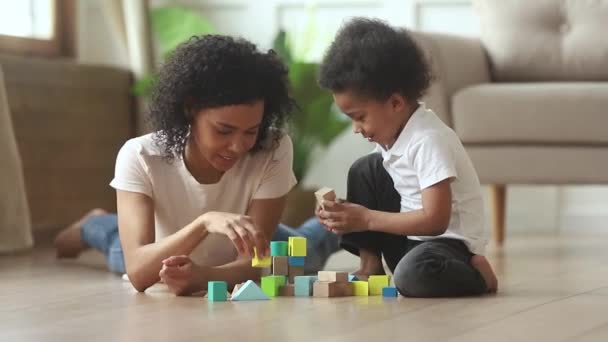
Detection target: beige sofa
<box><xmin>0</xmin><ymin>54</ymin><xmax>134</xmax><ymax>242</ymax></box>
<box><xmin>414</xmin><ymin>0</ymin><xmax>608</xmax><ymax>245</ymax></box>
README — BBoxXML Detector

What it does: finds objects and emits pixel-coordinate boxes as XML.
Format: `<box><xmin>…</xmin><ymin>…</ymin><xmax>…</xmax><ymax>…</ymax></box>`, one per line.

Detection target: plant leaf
<box><xmin>151</xmin><ymin>7</ymin><xmax>214</xmax><ymax>57</ymax></box>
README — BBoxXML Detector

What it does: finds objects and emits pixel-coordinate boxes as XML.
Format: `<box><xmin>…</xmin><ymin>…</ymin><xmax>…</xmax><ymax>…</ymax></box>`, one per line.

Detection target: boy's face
<box><xmin>333</xmin><ymin>91</ymin><xmax>409</xmax><ymax>147</ymax></box>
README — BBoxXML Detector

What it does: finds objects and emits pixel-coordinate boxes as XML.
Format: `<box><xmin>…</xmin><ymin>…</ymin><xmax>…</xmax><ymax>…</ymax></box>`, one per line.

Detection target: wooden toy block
<box><xmin>318</xmin><ymin>271</ymin><xmax>349</xmax><ymax>282</ymax></box>
<box><xmin>279</xmin><ymin>284</ymin><xmax>295</xmax><ymax>296</ymax></box>
<box><xmin>315</xmin><ymin>187</ymin><xmax>336</xmax><ymax>210</ymax></box>
<box><xmin>313</xmin><ymin>281</ymin><xmax>352</xmax><ymax>297</ymax></box>
<box><xmin>270</xmin><ymin>241</ymin><xmax>288</xmax><ymax>256</ymax></box>
<box><xmin>288</xmin><ymin>236</ymin><xmax>307</xmax><ymax>257</ymax></box>
<box><xmin>369</xmin><ymin>275</ymin><xmax>391</xmax><ymax>296</ymax></box>
<box><xmin>273</xmin><ymin>256</ymin><xmax>289</xmax><ymax>276</ymax></box>
<box><xmin>351</xmin><ymin>281</ymin><xmax>369</xmax><ymax>296</ymax></box>
<box><xmin>231</xmin><ymin>280</ymin><xmax>270</xmax><ymax>301</ymax></box>
<box><xmin>208</xmin><ymin>281</ymin><xmax>228</xmax><ymax>302</ymax></box>
<box><xmin>288</xmin><ymin>256</ymin><xmax>305</xmax><ymax>267</ymax></box>
<box><xmin>382</xmin><ymin>286</ymin><xmax>398</xmax><ymax>297</ymax></box>
<box><xmin>288</xmin><ymin>266</ymin><xmax>304</xmax><ymax>283</ymax></box>
<box><xmin>294</xmin><ymin>276</ymin><xmax>317</xmax><ymax>297</ymax></box>
<box><xmin>252</xmin><ymin>247</ymin><xmax>271</xmax><ymax>268</ymax></box>
<box><xmin>261</xmin><ymin>275</ymin><xmax>286</xmax><ymax>297</ymax></box>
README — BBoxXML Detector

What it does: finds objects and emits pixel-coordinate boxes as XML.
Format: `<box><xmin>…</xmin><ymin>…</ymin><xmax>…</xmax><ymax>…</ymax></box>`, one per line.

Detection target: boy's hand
<box><xmin>318</xmin><ymin>200</ymin><xmax>370</xmax><ymax>234</ymax></box>
<box><xmin>159</xmin><ymin>255</ymin><xmax>207</xmax><ymax>296</ymax></box>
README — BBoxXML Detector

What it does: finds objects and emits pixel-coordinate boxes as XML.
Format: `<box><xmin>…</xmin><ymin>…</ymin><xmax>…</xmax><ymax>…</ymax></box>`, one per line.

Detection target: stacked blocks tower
<box><xmin>260</xmin><ymin>236</ymin><xmax>308</xmax><ymax>297</ymax></box>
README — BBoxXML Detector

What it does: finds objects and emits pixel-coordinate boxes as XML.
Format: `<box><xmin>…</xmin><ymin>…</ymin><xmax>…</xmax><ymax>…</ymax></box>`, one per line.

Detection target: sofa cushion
<box><xmin>476</xmin><ymin>0</ymin><xmax>608</xmax><ymax>81</ymax></box>
<box><xmin>452</xmin><ymin>83</ymin><xmax>608</xmax><ymax>144</ymax></box>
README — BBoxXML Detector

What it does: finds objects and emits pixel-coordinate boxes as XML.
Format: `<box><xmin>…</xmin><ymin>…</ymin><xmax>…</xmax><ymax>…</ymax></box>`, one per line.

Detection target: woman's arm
<box><xmin>117</xmin><ymin>190</ymin><xmax>209</xmax><ymax>292</ymax></box>
<box><xmin>160</xmin><ymin>195</ymin><xmax>288</xmax><ymax>295</ymax></box>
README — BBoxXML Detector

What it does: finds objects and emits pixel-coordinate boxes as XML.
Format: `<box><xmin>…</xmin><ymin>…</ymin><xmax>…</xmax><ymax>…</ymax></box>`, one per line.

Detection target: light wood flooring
<box><xmin>2</xmin><ymin>230</ymin><xmax>608</xmax><ymax>342</ymax></box>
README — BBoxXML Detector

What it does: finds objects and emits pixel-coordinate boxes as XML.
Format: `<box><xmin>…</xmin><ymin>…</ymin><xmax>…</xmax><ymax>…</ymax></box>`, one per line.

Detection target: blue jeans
<box><xmin>81</xmin><ymin>214</ymin><xmax>340</xmax><ymax>274</ymax></box>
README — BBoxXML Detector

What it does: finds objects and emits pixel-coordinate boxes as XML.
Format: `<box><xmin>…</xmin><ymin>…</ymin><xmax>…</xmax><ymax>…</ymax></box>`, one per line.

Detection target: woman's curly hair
<box><xmin>319</xmin><ymin>18</ymin><xmax>432</xmax><ymax>101</ymax></box>
<box><xmin>148</xmin><ymin>35</ymin><xmax>295</xmax><ymax>161</ymax></box>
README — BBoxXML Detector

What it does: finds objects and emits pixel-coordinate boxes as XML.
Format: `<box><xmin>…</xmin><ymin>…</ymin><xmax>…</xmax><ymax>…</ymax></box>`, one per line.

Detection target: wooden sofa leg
<box><xmin>491</xmin><ymin>185</ymin><xmax>506</xmax><ymax>246</ymax></box>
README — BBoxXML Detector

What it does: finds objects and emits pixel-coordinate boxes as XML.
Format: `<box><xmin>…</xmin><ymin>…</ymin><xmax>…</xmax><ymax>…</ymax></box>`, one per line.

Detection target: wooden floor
<box><xmin>2</xmin><ymin>230</ymin><xmax>608</xmax><ymax>342</ymax></box>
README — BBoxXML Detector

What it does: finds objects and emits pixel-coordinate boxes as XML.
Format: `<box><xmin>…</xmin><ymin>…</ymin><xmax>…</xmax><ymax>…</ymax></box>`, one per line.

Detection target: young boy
<box><xmin>316</xmin><ymin>18</ymin><xmax>497</xmax><ymax>297</ymax></box>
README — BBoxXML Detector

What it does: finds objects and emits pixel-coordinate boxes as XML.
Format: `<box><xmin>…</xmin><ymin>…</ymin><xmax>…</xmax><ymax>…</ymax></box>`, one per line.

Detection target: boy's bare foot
<box><xmin>54</xmin><ymin>208</ymin><xmax>107</xmax><ymax>258</ymax></box>
<box><xmin>351</xmin><ymin>249</ymin><xmax>386</xmax><ymax>280</ymax></box>
<box><xmin>471</xmin><ymin>255</ymin><xmax>498</xmax><ymax>293</ymax></box>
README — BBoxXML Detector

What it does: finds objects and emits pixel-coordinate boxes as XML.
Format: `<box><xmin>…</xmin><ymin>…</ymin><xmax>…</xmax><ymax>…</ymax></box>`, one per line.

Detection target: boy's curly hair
<box><xmin>319</xmin><ymin>18</ymin><xmax>432</xmax><ymax>101</ymax></box>
<box><xmin>148</xmin><ymin>35</ymin><xmax>295</xmax><ymax>161</ymax></box>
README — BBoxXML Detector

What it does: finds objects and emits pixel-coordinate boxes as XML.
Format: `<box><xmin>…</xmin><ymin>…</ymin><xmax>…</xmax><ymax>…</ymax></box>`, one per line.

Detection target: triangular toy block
<box><xmin>231</xmin><ymin>280</ymin><xmax>270</xmax><ymax>301</ymax></box>
<box><xmin>288</xmin><ymin>237</ymin><xmax>307</xmax><ymax>257</ymax></box>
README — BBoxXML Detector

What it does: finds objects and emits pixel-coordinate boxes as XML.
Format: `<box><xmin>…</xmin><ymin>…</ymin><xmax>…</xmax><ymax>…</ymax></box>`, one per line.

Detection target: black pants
<box><xmin>341</xmin><ymin>153</ymin><xmax>488</xmax><ymax>297</ymax></box>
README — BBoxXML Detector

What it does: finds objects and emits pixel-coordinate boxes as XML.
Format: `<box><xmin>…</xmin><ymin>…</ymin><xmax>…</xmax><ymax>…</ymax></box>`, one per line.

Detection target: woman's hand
<box><xmin>197</xmin><ymin>211</ymin><xmax>268</xmax><ymax>257</ymax></box>
<box><xmin>159</xmin><ymin>255</ymin><xmax>206</xmax><ymax>296</ymax></box>
<box><xmin>317</xmin><ymin>200</ymin><xmax>371</xmax><ymax>234</ymax></box>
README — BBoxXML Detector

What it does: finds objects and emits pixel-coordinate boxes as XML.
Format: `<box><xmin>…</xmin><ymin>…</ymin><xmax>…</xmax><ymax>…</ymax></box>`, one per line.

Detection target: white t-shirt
<box><xmin>375</xmin><ymin>103</ymin><xmax>488</xmax><ymax>255</ymax></box>
<box><xmin>109</xmin><ymin>133</ymin><xmax>297</xmax><ymax>266</ymax></box>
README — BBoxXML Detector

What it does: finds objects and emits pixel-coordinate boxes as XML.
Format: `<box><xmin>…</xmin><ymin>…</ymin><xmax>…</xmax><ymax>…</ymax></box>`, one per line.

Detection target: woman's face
<box><xmin>190</xmin><ymin>100</ymin><xmax>264</xmax><ymax>172</ymax></box>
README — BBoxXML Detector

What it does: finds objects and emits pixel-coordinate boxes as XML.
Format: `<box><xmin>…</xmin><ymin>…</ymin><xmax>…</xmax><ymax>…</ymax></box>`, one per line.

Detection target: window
<box><xmin>0</xmin><ymin>0</ymin><xmax>75</xmax><ymax>57</ymax></box>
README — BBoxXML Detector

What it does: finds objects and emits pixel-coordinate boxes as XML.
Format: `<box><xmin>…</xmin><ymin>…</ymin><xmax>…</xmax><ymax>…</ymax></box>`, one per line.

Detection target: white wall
<box><xmin>78</xmin><ymin>0</ymin><xmax>608</xmax><ymax>233</ymax></box>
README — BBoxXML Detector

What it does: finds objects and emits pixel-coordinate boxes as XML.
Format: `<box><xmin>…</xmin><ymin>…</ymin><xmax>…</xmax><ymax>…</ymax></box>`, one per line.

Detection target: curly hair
<box><xmin>148</xmin><ymin>34</ymin><xmax>295</xmax><ymax>161</ymax></box>
<box><xmin>319</xmin><ymin>18</ymin><xmax>432</xmax><ymax>101</ymax></box>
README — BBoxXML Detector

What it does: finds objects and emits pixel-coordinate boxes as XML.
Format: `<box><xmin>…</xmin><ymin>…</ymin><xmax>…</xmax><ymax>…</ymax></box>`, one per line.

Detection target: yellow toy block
<box><xmin>252</xmin><ymin>247</ymin><xmax>271</xmax><ymax>267</ymax></box>
<box><xmin>288</xmin><ymin>237</ymin><xmax>307</xmax><ymax>257</ymax></box>
<box><xmin>368</xmin><ymin>275</ymin><xmax>391</xmax><ymax>296</ymax></box>
<box><xmin>351</xmin><ymin>281</ymin><xmax>369</xmax><ymax>296</ymax></box>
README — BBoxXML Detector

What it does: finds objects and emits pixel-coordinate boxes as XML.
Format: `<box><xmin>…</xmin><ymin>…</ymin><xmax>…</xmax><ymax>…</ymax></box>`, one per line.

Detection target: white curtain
<box><xmin>0</xmin><ymin>66</ymin><xmax>33</xmax><ymax>254</ymax></box>
<box><xmin>102</xmin><ymin>0</ymin><xmax>155</xmax><ymax>134</ymax></box>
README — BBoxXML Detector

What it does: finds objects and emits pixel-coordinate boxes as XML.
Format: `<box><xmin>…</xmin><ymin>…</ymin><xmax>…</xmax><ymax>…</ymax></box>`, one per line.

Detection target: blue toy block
<box><xmin>294</xmin><ymin>276</ymin><xmax>318</xmax><ymax>297</ymax></box>
<box><xmin>231</xmin><ymin>280</ymin><xmax>270</xmax><ymax>301</ymax></box>
<box><xmin>208</xmin><ymin>281</ymin><xmax>228</xmax><ymax>302</ymax></box>
<box><xmin>348</xmin><ymin>274</ymin><xmax>358</xmax><ymax>281</ymax></box>
<box><xmin>288</xmin><ymin>256</ymin><xmax>305</xmax><ymax>267</ymax></box>
<box><xmin>382</xmin><ymin>286</ymin><xmax>398</xmax><ymax>298</ymax></box>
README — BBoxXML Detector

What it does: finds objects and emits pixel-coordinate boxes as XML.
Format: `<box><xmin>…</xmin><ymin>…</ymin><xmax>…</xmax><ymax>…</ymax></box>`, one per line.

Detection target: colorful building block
<box><xmin>279</xmin><ymin>284</ymin><xmax>295</xmax><ymax>296</ymax></box>
<box><xmin>288</xmin><ymin>256</ymin><xmax>305</xmax><ymax>266</ymax></box>
<box><xmin>369</xmin><ymin>275</ymin><xmax>391</xmax><ymax>296</ymax></box>
<box><xmin>288</xmin><ymin>237</ymin><xmax>307</xmax><ymax>257</ymax></box>
<box><xmin>261</xmin><ymin>275</ymin><xmax>286</xmax><ymax>297</ymax></box>
<box><xmin>294</xmin><ymin>276</ymin><xmax>317</xmax><ymax>297</ymax></box>
<box><xmin>318</xmin><ymin>271</ymin><xmax>349</xmax><ymax>282</ymax></box>
<box><xmin>313</xmin><ymin>281</ymin><xmax>352</xmax><ymax>297</ymax></box>
<box><xmin>351</xmin><ymin>281</ymin><xmax>369</xmax><ymax>296</ymax></box>
<box><xmin>314</xmin><ymin>187</ymin><xmax>336</xmax><ymax>210</ymax></box>
<box><xmin>270</xmin><ymin>241</ymin><xmax>288</xmax><ymax>256</ymax></box>
<box><xmin>273</xmin><ymin>256</ymin><xmax>289</xmax><ymax>276</ymax></box>
<box><xmin>207</xmin><ymin>281</ymin><xmax>228</xmax><ymax>302</ymax></box>
<box><xmin>252</xmin><ymin>247</ymin><xmax>271</xmax><ymax>267</ymax></box>
<box><xmin>231</xmin><ymin>280</ymin><xmax>270</xmax><ymax>301</ymax></box>
<box><xmin>382</xmin><ymin>286</ymin><xmax>398</xmax><ymax>297</ymax></box>
<box><xmin>288</xmin><ymin>266</ymin><xmax>304</xmax><ymax>283</ymax></box>
<box><xmin>348</xmin><ymin>274</ymin><xmax>358</xmax><ymax>281</ymax></box>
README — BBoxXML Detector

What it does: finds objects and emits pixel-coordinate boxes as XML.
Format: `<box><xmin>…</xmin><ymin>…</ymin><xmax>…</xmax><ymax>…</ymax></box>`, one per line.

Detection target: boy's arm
<box><xmin>366</xmin><ymin>178</ymin><xmax>453</xmax><ymax>236</ymax></box>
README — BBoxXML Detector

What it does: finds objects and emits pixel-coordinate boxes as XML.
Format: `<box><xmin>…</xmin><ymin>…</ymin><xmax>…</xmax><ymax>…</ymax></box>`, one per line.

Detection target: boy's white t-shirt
<box><xmin>375</xmin><ymin>103</ymin><xmax>488</xmax><ymax>255</ymax></box>
<box><xmin>109</xmin><ymin>133</ymin><xmax>297</xmax><ymax>267</ymax></box>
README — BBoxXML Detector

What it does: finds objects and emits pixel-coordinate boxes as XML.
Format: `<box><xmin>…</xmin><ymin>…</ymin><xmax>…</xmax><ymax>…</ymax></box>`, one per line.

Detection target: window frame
<box><xmin>0</xmin><ymin>0</ymin><xmax>76</xmax><ymax>58</ymax></box>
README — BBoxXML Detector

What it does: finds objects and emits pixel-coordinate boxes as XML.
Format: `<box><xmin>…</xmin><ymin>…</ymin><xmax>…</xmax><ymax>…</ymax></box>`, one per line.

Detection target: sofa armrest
<box><xmin>412</xmin><ymin>31</ymin><xmax>491</xmax><ymax>126</ymax></box>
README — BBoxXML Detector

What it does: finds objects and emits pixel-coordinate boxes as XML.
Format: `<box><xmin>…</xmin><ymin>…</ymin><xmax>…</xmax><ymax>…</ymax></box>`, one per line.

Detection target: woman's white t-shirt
<box><xmin>109</xmin><ymin>133</ymin><xmax>297</xmax><ymax>266</ymax></box>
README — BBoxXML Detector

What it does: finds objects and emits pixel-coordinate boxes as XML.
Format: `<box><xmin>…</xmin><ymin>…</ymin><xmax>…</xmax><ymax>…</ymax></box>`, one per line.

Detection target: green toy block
<box><xmin>252</xmin><ymin>247</ymin><xmax>271</xmax><ymax>267</ymax></box>
<box><xmin>270</xmin><ymin>241</ymin><xmax>288</xmax><ymax>256</ymax></box>
<box><xmin>261</xmin><ymin>275</ymin><xmax>286</xmax><ymax>297</ymax></box>
<box><xmin>208</xmin><ymin>281</ymin><xmax>228</xmax><ymax>302</ymax></box>
<box><xmin>369</xmin><ymin>275</ymin><xmax>391</xmax><ymax>296</ymax></box>
<box><xmin>351</xmin><ymin>281</ymin><xmax>369</xmax><ymax>296</ymax></box>
<box><xmin>288</xmin><ymin>236</ymin><xmax>307</xmax><ymax>256</ymax></box>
